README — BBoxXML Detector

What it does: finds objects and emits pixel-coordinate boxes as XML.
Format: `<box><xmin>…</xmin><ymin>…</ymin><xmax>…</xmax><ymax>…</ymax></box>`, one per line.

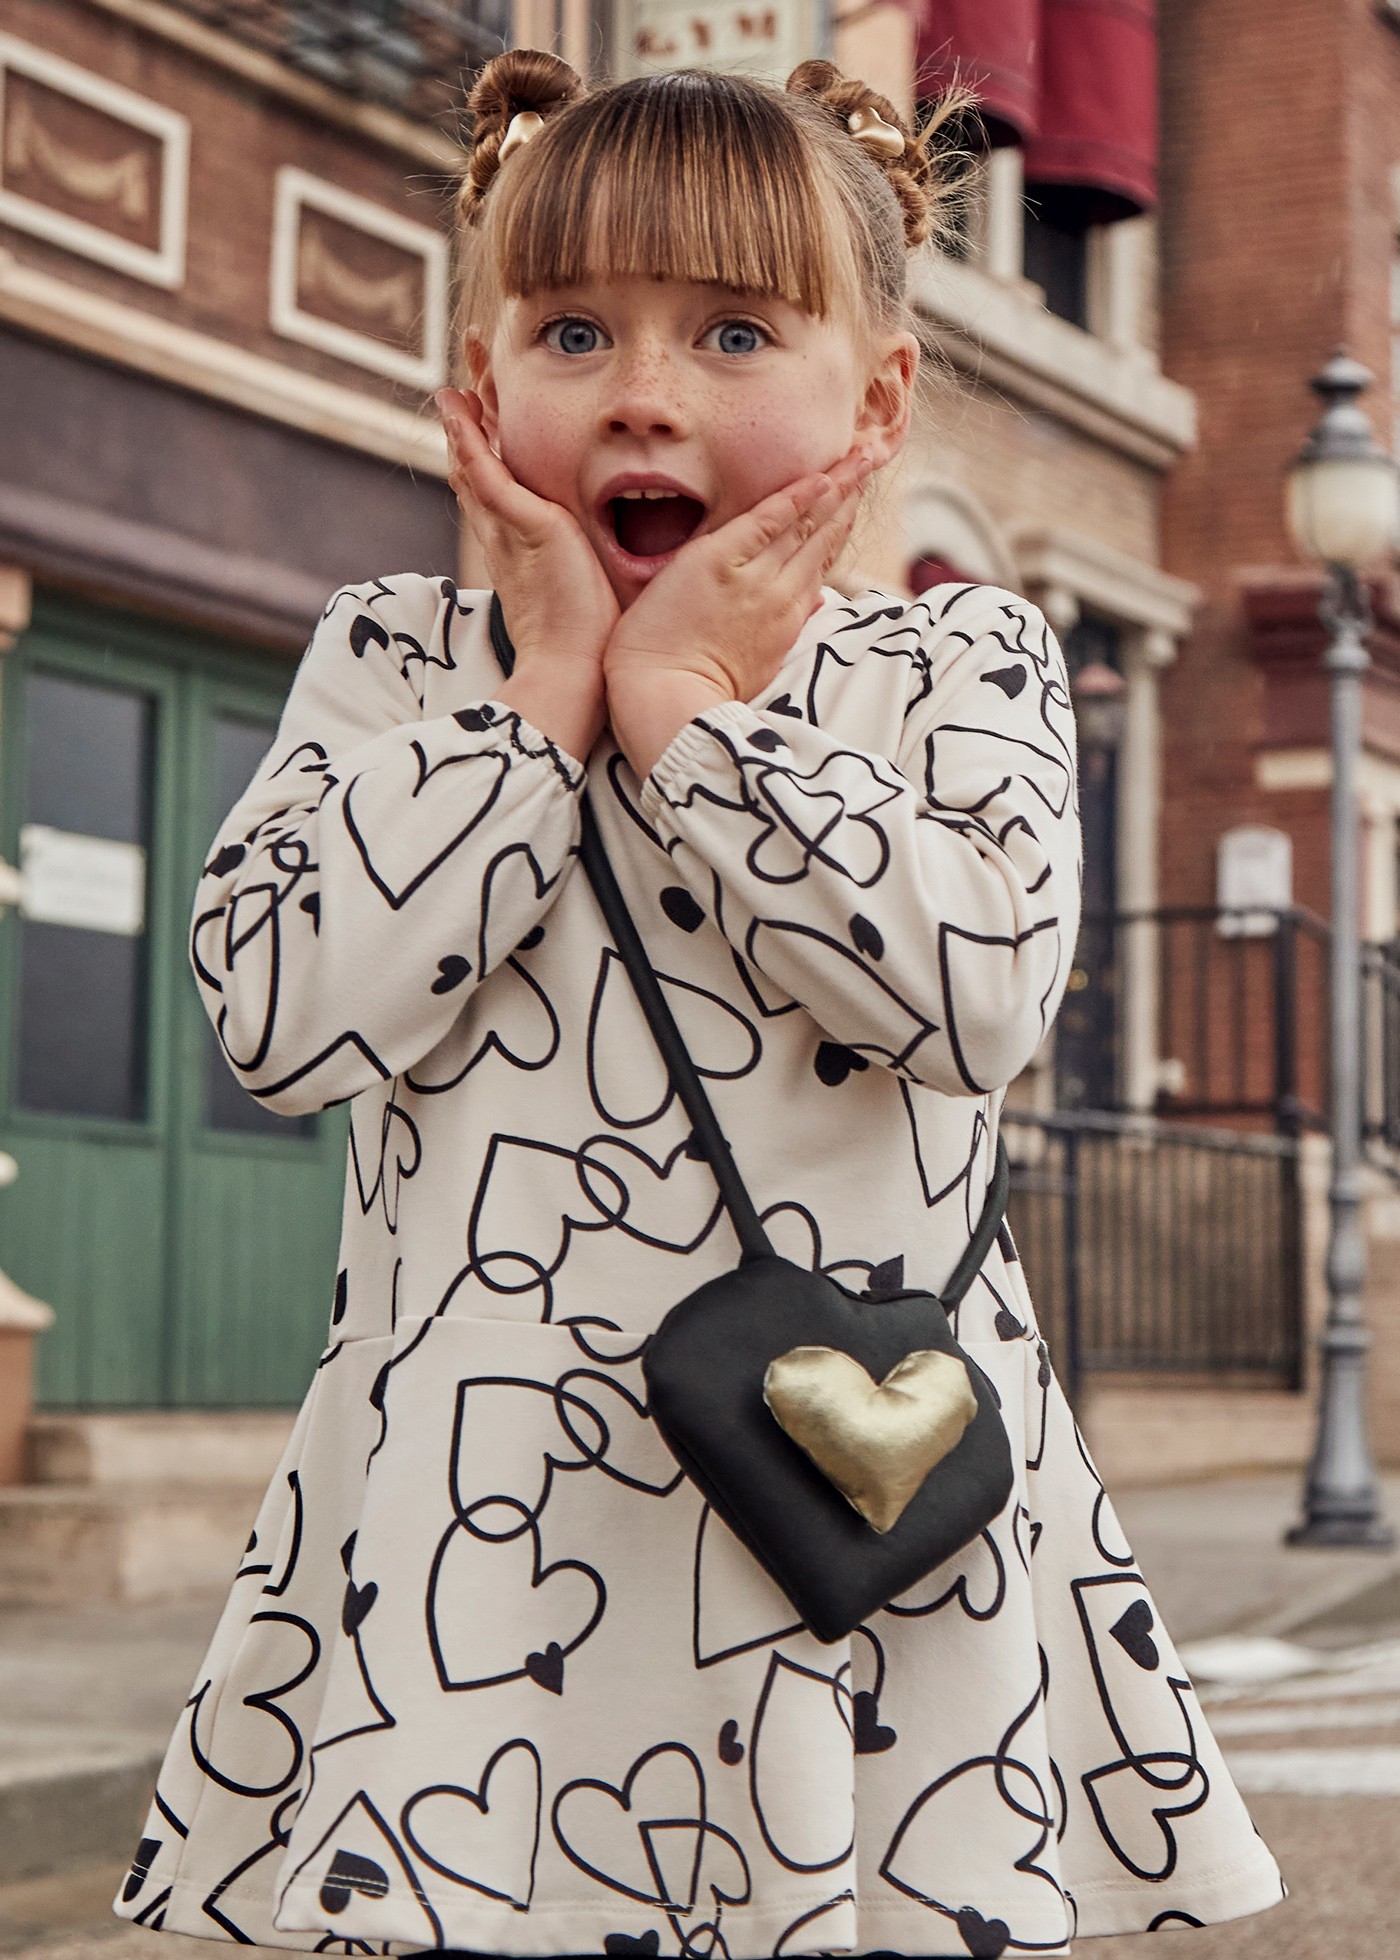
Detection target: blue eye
<box><xmin>709</xmin><ymin>319</ymin><xmax>765</xmax><ymax>356</ymax></box>
<box><xmin>545</xmin><ymin>317</ymin><xmax>602</xmax><ymax>355</ymax></box>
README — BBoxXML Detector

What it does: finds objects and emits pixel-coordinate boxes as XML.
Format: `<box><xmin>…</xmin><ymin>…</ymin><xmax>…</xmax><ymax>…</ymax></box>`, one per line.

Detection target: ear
<box><xmin>462</xmin><ymin>331</ymin><xmax>501</xmax><ymax>447</ymax></box>
<box><xmin>854</xmin><ymin>331</ymin><xmax>919</xmax><ymax>469</ymax></box>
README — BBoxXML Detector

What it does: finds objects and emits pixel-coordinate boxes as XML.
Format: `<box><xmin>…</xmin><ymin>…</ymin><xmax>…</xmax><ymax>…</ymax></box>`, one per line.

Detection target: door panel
<box><xmin>0</xmin><ymin>599</ymin><xmax>345</xmax><ymax>1408</ymax></box>
<box><xmin>166</xmin><ymin>677</ymin><xmax>344</xmax><ymax>1407</ymax></box>
<box><xmin>0</xmin><ymin>1130</ymin><xmax>166</xmax><ymax>1405</ymax></box>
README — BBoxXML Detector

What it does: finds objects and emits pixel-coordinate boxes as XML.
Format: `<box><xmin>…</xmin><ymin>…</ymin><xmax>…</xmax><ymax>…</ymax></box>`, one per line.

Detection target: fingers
<box><xmin>437</xmin><ymin>388</ymin><xmax>543</xmax><ymax>537</ymax></box>
<box><xmin>722</xmin><ymin>449</ymin><xmax>872</xmax><ymax>574</ymax></box>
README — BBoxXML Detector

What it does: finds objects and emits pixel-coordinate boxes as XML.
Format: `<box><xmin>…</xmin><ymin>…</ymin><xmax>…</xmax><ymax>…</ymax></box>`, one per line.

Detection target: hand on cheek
<box><xmin>438</xmin><ymin>387</ymin><xmax>617</xmax><ymax>763</ymax></box>
<box><xmin>603</xmin><ymin>444</ymin><xmax>873</xmax><ymax>779</ymax></box>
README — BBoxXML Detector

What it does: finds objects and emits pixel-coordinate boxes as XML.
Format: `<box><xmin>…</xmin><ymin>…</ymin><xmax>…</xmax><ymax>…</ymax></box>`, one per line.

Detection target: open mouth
<box><xmin>609</xmin><ymin>490</ymin><xmax>706</xmax><ymax>560</ymax></box>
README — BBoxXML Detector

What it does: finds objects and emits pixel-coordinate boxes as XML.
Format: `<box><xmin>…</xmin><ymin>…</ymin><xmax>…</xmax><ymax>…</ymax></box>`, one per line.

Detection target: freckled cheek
<box><xmin>710</xmin><ymin>395</ymin><xmax>853</xmax><ymax>506</ymax></box>
<box><xmin>494</xmin><ymin>396</ymin><xmax>590</xmax><ymax>510</ymax></box>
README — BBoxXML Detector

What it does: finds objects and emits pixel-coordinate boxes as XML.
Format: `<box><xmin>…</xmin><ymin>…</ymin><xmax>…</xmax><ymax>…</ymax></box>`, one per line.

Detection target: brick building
<box><xmin>2</xmin><ymin>0</ymin><xmax>1399</xmax><ymax>1600</ymax></box>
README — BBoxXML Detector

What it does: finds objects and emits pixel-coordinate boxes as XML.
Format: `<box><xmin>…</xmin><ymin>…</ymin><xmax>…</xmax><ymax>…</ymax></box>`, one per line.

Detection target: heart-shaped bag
<box><xmin>489</xmin><ymin>600</ymin><xmax>1015</xmax><ymax>1644</ymax></box>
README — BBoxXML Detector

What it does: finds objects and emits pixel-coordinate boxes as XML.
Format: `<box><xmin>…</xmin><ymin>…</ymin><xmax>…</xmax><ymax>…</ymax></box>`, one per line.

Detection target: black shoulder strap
<box><xmin>486</xmin><ymin>594</ymin><xmax>1009</xmax><ymax>1294</ymax></box>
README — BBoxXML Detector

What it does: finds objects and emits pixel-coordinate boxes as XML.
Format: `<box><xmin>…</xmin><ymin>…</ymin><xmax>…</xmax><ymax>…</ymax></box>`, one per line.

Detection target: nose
<box><xmin>599</xmin><ymin>341</ymin><xmax>690</xmax><ymax>441</ymax></box>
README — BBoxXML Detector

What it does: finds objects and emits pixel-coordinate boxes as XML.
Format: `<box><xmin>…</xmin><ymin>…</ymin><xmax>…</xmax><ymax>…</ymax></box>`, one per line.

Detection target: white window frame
<box><xmin>0</xmin><ymin>32</ymin><xmax>189</xmax><ymax>289</ymax></box>
<box><xmin>269</xmin><ymin>166</ymin><xmax>448</xmax><ymax>390</ymax></box>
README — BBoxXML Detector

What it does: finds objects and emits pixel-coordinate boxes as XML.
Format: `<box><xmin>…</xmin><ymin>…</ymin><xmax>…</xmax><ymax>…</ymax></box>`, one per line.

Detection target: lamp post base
<box><xmin>1286</xmin><ymin>1509</ymin><xmax>1396</xmax><ymax>1550</ymax></box>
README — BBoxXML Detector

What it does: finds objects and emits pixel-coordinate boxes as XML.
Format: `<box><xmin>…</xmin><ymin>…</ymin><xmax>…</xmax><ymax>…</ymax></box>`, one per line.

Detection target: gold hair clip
<box><xmin>847</xmin><ymin>105</ymin><xmax>905</xmax><ymax>162</ymax></box>
<box><xmin>498</xmin><ymin>109</ymin><xmax>544</xmax><ymax>163</ymax></box>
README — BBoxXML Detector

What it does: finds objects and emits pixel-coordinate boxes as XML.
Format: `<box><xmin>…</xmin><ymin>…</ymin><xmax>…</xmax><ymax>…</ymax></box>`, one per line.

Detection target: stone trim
<box><xmin>0</xmin><ymin>31</ymin><xmax>190</xmax><ymax>289</ymax></box>
<box><xmin>913</xmin><ymin>252</ymin><xmax>1196</xmax><ymax>468</ymax></box>
<box><xmin>0</xmin><ymin>247</ymin><xmax>450</xmax><ymax>475</ymax></box>
<box><xmin>269</xmin><ymin>166</ymin><xmax>449</xmax><ymax>390</ymax></box>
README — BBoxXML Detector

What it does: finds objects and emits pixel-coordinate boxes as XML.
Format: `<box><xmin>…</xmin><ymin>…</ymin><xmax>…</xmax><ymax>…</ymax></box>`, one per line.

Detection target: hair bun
<box><xmin>459</xmin><ymin>48</ymin><xmax>585</xmax><ymax>228</ymax></box>
<box><xmin>786</xmin><ymin>58</ymin><xmax>946</xmax><ymax>251</ymax></box>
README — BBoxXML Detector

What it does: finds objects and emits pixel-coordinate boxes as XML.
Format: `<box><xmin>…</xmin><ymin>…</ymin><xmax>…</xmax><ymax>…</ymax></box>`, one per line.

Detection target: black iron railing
<box><xmin>1068</xmin><ymin>906</ymin><xmax>1400</xmax><ymax>1173</ymax></box>
<box><xmin>168</xmin><ymin>1</ymin><xmax>510</xmax><ymax>120</ymax></box>
<box><xmin>1003</xmin><ymin>1108</ymin><xmax>1305</xmax><ymax>1393</ymax></box>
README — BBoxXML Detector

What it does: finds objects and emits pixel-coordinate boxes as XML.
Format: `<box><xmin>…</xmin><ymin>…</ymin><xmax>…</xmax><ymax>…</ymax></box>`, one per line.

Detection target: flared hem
<box><xmin>120</xmin><ymin>1840</ymin><xmax>1284</xmax><ymax>1957</ymax></box>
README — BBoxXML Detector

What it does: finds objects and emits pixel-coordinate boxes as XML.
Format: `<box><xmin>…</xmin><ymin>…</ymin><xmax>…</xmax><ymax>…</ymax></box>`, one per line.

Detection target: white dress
<box><xmin>115</xmin><ymin>575</ymin><xmax>1283</xmax><ymax>1957</ymax></box>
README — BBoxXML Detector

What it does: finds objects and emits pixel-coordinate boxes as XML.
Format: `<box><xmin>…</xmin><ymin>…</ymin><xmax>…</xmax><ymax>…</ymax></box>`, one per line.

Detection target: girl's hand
<box><xmin>603</xmin><ymin>447</ymin><xmax>872</xmax><ymax>777</ymax></box>
<box><xmin>438</xmin><ymin>387</ymin><xmax>616</xmax><ymax>762</ymax></box>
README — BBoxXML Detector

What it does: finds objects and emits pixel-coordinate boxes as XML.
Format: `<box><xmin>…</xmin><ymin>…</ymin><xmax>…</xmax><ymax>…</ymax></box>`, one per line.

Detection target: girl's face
<box><xmin>469</xmin><ymin>275</ymin><xmax>918</xmax><ymax>608</ymax></box>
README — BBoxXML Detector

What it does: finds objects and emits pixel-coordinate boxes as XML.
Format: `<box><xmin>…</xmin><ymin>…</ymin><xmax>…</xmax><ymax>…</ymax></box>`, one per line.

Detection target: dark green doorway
<box><xmin>0</xmin><ymin>595</ymin><xmax>346</xmax><ymax>1407</ymax></box>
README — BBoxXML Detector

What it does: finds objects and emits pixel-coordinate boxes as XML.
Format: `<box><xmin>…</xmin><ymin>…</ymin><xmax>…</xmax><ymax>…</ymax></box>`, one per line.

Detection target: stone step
<box><xmin>0</xmin><ymin>1482</ymin><xmax>262</xmax><ymax>1606</ymax></box>
<box><xmin>0</xmin><ymin>1742</ymin><xmax>163</xmax><ymax>1884</ymax></box>
<box><xmin>26</xmin><ymin>1410</ymin><xmax>294</xmax><ymax>1488</ymax></box>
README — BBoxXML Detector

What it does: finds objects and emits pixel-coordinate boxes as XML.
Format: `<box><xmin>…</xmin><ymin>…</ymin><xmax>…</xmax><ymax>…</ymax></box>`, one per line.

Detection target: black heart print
<box><xmin>957</xmin><ymin>1904</ymin><xmax>1011</xmax><ymax>1956</ymax></box>
<box><xmin>1110</xmin><ymin>1599</ymin><xmax>1160</xmax><ymax>1671</ymax></box>
<box><xmin>342</xmin><ymin>1578</ymin><xmax>378</xmax><ymax>1636</ymax></box>
<box><xmin>660</xmin><ymin>886</ymin><xmax>705</xmax><ymax>932</ymax></box>
<box><xmin>815</xmin><ymin>1041</ymin><xmax>870</xmax><ymax>1087</ymax></box>
<box><xmin>320</xmin><ymin>1847</ymin><xmax>390</xmax><ymax>1913</ymax></box>
<box><xmin>121</xmin><ymin>1836</ymin><xmax>161</xmax><ymax>1903</ymax></box>
<box><xmin>718</xmin><ymin>1719</ymin><xmax>744</xmax><ymax>1765</ymax></box>
<box><xmin>981</xmin><ymin>664</ymin><xmax>1026</xmax><ymax>698</ymax></box>
<box><xmin>604</xmin><ymin>1934</ymin><xmax>660</xmax><ymax>1955</ymax></box>
<box><xmin>525</xmin><ymin>1642</ymin><xmax>566</xmax><ymax>1694</ymax></box>
<box><xmin>852</xmin><ymin>1690</ymin><xmax>897</xmax><ymax>1755</ymax></box>
<box><xmin>849</xmin><ymin>913</ymin><xmax>884</xmax><ymax>960</ymax></box>
<box><xmin>431</xmin><ymin>955</ymin><xmax>472</xmax><ymax>994</ymax></box>
<box><xmin>748</xmin><ymin>727</ymin><xmax>787</xmax><ymax>751</ymax></box>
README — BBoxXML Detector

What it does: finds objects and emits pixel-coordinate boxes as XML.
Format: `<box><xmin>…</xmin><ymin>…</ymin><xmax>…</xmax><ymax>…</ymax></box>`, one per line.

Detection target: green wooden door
<box><xmin>0</xmin><ymin>597</ymin><xmax>345</xmax><ymax>1407</ymax></box>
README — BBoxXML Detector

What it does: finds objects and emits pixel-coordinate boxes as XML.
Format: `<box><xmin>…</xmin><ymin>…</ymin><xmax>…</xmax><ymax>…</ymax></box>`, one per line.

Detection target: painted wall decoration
<box><xmin>270</xmin><ymin>168</ymin><xmax>448</xmax><ymax>390</ymax></box>
<box><xmin>0</xmin><ymin>31</ymin><xmax>188</xmax><ymax>287</ymax></box>
<box><xmin>613</xmin><ymin>1</ymin><xmax>826</xmax><ymax>79</ymax></box>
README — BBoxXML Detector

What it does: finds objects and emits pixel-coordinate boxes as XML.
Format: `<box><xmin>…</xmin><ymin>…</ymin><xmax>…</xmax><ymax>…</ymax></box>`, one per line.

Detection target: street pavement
<box><xmin>1</xmin><ymin>1470</ymin><xmax>1398</xmax><ymax>1957</ymax></box>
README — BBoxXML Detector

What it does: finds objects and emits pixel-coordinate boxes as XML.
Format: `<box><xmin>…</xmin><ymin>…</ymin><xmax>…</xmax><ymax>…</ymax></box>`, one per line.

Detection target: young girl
<box><xmin>116</xmin><ymin>50</ymin><xmax>1283</xmax><ymax>1960</ymax></box>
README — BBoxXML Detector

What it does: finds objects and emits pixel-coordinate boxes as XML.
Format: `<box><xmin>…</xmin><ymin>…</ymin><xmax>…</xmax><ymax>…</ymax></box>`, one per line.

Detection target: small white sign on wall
<box><xmin>1217</xmin><ymin>825</ymin><xmax>1292</xmax><ymax>937</ymax></box>
<box><xmin>18</xmin><ymin>825</ymin><xmax>146</xmax><ymax>937</ymax></box>
<box><xmin>615</xmin><ymin>0</ymin><xmax>825</xmax><ymax>79</ymax></box>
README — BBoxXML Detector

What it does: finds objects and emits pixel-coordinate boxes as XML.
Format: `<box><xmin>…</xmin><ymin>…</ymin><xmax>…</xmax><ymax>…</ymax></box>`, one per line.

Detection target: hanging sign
<box><xmin>18</xmin><ymin>824</ymin><xmax>146</xmax><ymax>936</ymax></box>
<box><xmin>615</xmin><ymin>0</ymin><xmax>826</xmax><ymax>79</ymax></box>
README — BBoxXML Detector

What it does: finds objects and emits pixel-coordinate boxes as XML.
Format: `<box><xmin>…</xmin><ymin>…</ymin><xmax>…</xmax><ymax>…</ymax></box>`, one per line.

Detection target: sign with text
<box><xmin>19</xmin><ymin>825</ymin><xmax>146</xmax><ymax>936</ymax></box>
<box><xmin>615</xmin><ymin>1</ymin><xmax>825</xmax><ymax>80</ymax></box>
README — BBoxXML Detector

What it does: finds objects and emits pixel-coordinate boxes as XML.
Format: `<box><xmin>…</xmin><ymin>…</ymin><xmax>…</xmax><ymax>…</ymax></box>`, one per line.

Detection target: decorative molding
<box><xmin>0</xmin><ymin>246</ymin><xmax>450</xmax><ymax>475</ymax></box>
<box><xmin>912</xmin><ymin>251</ymin><xmax>1196</xmax><ymax>468</ymax></box>
<box><xmin>902</xmin><ymin>476</ymin><xmax>1020</xmax><ymax>588</ymax></box>
<box><xmin>0</xmin><ymin>31</ymin><xmax>188</xmax><ymax>288</ymax></box>
<box><xmin>77</xmin><ymin>0</ymin><xmax>462</xmax><ymax>170</ymax></box>
<box><xmin>1011</xmin><ymin>526</ymin><xmax>1200</xmax><ymax>638</ymax></box>
<box><xmin>270</xmin><ymin>167</ymin><xmax>448</xmax><ymax>390</ymax></box>
<box><xmin>0</xmin><ymin>478</ymin><xmax>327</xmax><ymax>650</ymax></box>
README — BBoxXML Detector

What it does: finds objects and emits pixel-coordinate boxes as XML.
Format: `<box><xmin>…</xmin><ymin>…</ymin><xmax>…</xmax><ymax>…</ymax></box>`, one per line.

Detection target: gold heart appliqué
<box><xmin>763</xmin><ymin>1347</ymin><xmax>979</xmax><ymax>1534</ymax></box>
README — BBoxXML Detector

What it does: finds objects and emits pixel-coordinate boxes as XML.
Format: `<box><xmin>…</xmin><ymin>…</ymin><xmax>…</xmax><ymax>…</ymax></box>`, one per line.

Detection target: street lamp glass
<box><xmin>1285</xmin><ymin>453</ymin><xmax>1400</xmax><ymax>568</ymax></box>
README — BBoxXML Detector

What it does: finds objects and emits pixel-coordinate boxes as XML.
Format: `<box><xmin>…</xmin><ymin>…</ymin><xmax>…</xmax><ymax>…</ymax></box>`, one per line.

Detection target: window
<box><xmin>16</xmin><ymin>671</ymin><xmax>153</xmax><ymax>1121</ymax></box>
<box><xmin>1023</xmin><ymin>191</ymin><xmax>1091</xmax><ymax>330</ymax></box>
<box><xmin>286</xmin><ymin>2</ymin><xmax>511</xmax><ymax>108</ymax></box>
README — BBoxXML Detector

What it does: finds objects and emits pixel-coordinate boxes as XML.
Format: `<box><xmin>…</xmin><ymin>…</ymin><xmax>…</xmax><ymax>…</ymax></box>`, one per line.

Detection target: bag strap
<box><xmin>486</xmin><ymin>595</ymin><xmax>1008</xmax><ymax>1297</ymax></box>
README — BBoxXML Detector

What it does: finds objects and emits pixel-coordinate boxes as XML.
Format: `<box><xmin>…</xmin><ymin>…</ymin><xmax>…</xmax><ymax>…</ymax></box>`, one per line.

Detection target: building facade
<box><xmin>2</xmin><ymin>0</ymin><xmax>1396</xmax><ymax>1491</ymax></box>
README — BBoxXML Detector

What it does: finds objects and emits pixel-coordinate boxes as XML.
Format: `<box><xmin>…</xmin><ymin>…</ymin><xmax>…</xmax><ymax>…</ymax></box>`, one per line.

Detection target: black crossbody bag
<box><xmin>489</xmin><ymin>598</ymin><xmax>1015</xmax><ymax>1643</ymax></box>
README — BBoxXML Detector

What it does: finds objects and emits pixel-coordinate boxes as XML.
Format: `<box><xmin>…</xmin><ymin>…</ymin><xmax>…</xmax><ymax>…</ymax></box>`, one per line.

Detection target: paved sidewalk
<box><xmin>2</xmin><ymin>1469</ymin><xmax>1399</xmax><ymax>1952</ymax></box>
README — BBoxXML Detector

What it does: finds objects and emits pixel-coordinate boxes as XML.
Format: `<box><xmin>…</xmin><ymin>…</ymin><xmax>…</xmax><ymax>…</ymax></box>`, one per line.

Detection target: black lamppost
<box><xmin>1284</xmin><ymin>352</ymin><xmax>1399</xmax><ymax>1549</ymax></box>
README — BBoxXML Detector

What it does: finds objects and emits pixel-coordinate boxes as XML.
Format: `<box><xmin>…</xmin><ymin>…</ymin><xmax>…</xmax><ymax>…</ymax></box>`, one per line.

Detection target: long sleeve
<box><xmin>191</xmin><ymin>579</ymin><xmax>585</xmax><ymax>1115</ymax></box>
<box><xmin>638</xmin><ymin>585</ymin><xmax>1081</xmax><ymax>1096</ymax></box>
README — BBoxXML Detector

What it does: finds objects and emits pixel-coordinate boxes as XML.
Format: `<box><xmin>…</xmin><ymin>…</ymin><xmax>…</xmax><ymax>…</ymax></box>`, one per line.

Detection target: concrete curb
<box><xmin>0</xmin><ymin>1754</ymin><xmax>159</xmax><ymax>1886</ymax></box>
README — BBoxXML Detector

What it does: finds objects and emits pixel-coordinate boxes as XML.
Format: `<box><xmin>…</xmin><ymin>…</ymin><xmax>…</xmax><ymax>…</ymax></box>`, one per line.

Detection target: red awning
<box><xmin>915</xmin><ymin>0</ymin><xmax>1039</xmax><ymax>148</ymax></box>
<box><xmin>1022</xmin><ymin>0</ymin><xmax>1157</xmax><ymax>220</ymax></box>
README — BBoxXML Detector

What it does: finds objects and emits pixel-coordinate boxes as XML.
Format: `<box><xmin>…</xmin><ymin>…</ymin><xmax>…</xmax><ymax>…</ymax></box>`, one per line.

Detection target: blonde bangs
<box><xmin>483</xmin><ymin>74</ymin><xmax>853</xmax><ymax>318</ymax></box>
